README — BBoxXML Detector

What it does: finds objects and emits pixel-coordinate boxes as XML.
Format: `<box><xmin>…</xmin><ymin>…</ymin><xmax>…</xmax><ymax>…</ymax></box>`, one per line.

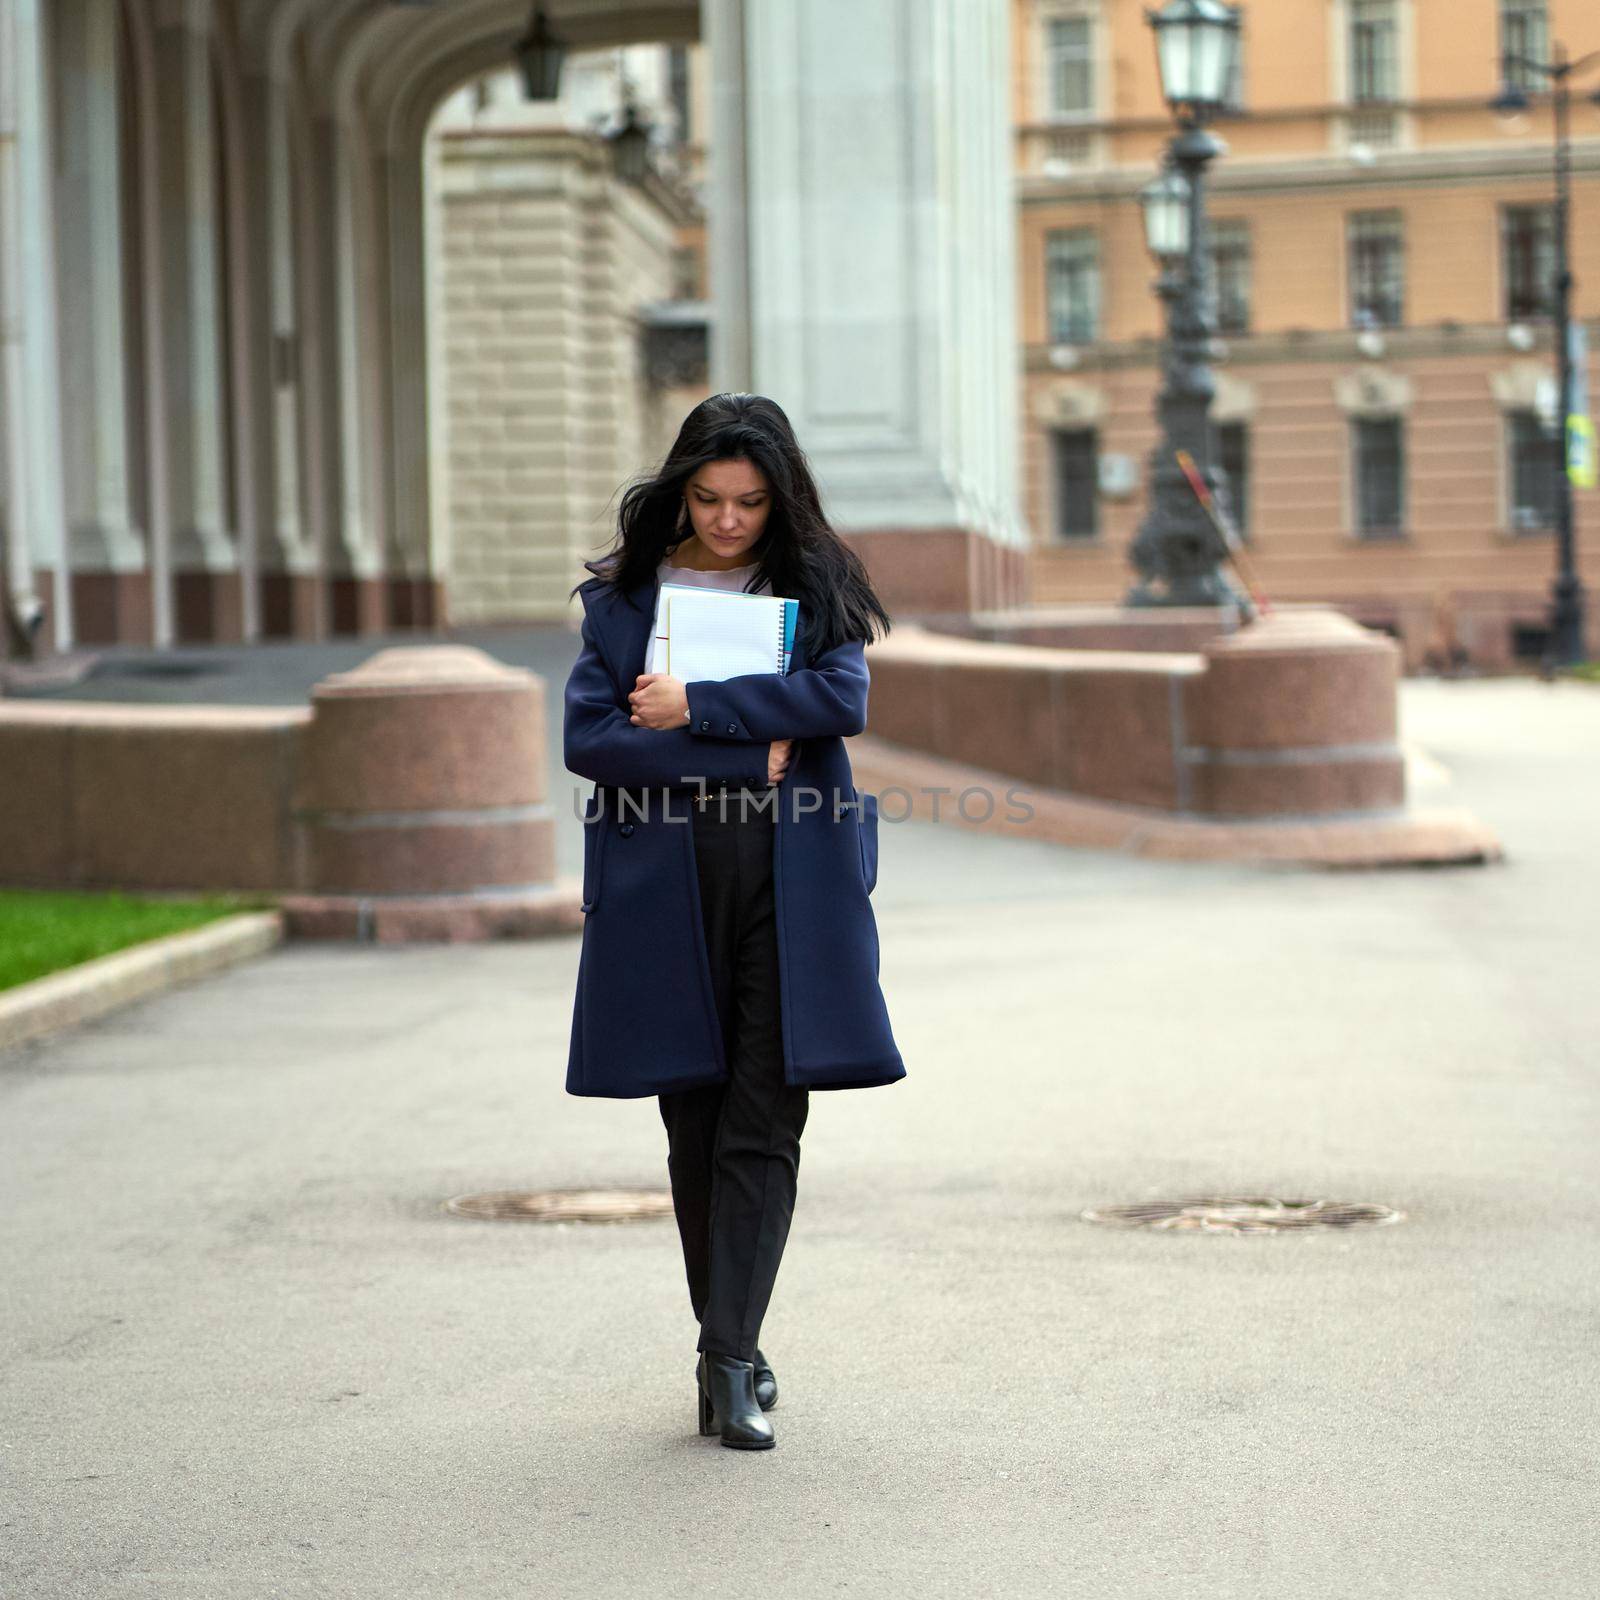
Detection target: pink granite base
<box><xmin>844</xmin><ymin>734</ymin><xmax>1502</xmax><ymax>868</ymax></box>
<box><xmin>279</xmin><ymin>880</ymin><xmax>585</xmax><ymax>943</ymax></box>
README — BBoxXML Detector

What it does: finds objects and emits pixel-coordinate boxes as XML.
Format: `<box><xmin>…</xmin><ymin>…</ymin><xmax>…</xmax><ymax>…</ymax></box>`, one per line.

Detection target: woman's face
<box><xmin>679</xmin><ymin>458</ymin><xmax>772</xmax><ymax>567</ymax></box>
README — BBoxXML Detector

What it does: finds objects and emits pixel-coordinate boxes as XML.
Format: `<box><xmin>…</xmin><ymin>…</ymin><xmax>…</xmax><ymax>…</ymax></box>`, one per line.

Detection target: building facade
<box><xmin>1</xmin><ymin>0</ymin><xmax>1022</xmax><ymax>658</ymax></box>
<box><xmin>430</xmin><ymin>52</ymin><xmax>708</xmax><ymax>623</ymax></box>
<box><xmin>7</xmin><ymin>0</ymin><xmax>1594</xmax><ymax>668</ymax></box>
<box><xmin>1014</xmin><ymin>0</ymin><xmax>1600</xmax><ymax>667</ymax></box>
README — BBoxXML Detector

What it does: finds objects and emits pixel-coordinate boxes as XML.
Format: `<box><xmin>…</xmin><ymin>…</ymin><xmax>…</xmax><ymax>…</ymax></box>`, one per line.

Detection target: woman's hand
<box><xmin>628</xmin><ymin>672</ymin><xmax>689</xmax><ymax>729</ymax></box>
<box><xmin>767</xmin><ymin>739</ymin><xmax>794</xmax><ymax>785</ymax></box>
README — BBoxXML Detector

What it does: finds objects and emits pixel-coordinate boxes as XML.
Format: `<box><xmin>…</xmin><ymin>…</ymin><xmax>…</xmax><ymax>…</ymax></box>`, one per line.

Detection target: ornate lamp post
<box><xmin>608</xmin><ymin>95</ymin><xmax>652</xmax><ymax>184</ymax></box>
<box><xmin>1490</xmin><ymin>43</ymin><xmax>1600</xmax><ymax>667</ymax></box>
<box><xmin>1126</xmin><ymin>0</ymin><xmax>1246</xmax><ymax>609</ymax></box>
<box><xmin>1138</xmin><ymin>165</ymin><xmax>1191</xmax><ymax>261</ymax></box>
<box><xmin>513</xmin><ymin>5</ymin><xmax>565</xmax><ymax>101</ymax></box>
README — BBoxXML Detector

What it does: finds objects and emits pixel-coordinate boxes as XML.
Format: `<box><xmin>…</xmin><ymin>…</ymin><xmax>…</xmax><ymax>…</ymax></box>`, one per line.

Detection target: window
<box><xmin>1503</xmin><ymin>204</ymin><xmax>1556</xmax><ymax>321</ymax></box>
<box><xmin>1501</xmin><ymin>0</ymin><xmax>1548</xmax><ymax>95</ymax></box>
<box><xmin>1044</xmin><ymin>14</ymin><xmax>1094</xmax><ymax>118</ymax></box>
<box><xmin>1349</xmin><ymin>210</ymin><xmax>1404</xmax><ymax>328</ymax></box>
<box><xmin>667</xmin><ymin>45</ymin><xmax>692</xmax><ymax>142</ymax></box>
<box><xmin>1045</xmin><ymin>229</ymin><xmax>1099</xmax><ymax>344</ymax></box>
<box><xmin>1349</xmin><ymin>0</ymin><xmax>1399</xmax><ymax>104</ymax></box>
<box><xmin>1353</xmin><ymin>417</ymin><xmax>1404</xmax><ymax>537</ymax></box>
<box><xmin>1213</xmin><ymin>422</ymin><xmax>1251</xmax><ymax>539</ymax></box>
<box><xmin>1508</xmin><ymin>410</ymin><xmax>1561</xmax><ymax>531</ymax></box>
<box><xmin>671</xmin><ymin>244</ymin><xmax>701</xmax><ymax>302</ymax></box>
<box><xmin>1052</xmin><ymin>428</ymin><xmax>1099</xmax><ymax>540</ymax></box>
<box><xmin>1208</xmin><ymin>220</ymin><xmax>1252</xmax><ymax>335</ymax></box>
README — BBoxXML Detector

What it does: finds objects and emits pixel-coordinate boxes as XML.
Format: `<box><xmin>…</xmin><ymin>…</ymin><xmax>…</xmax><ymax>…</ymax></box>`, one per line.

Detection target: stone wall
<box><xmin>432</xmin><ymin>129</ymin><xmax>683</xmax><ymax>625</ymax></box>
<box><xmin>864</xmin><ymin>609</ymin><xmax>1408</xmax><ymax>820</ymax></box>
<box><xmin>0</xmin><ymin>647</ymin><xmax>579</xmax><ymax>941</ymax></box>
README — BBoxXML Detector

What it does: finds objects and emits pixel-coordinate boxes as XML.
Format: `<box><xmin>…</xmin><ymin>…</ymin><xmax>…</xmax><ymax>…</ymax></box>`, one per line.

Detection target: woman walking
<box><xmin>562</xmin><ymin>392</ymin><xmax>905</xmax><ymax>1450</ymax></box>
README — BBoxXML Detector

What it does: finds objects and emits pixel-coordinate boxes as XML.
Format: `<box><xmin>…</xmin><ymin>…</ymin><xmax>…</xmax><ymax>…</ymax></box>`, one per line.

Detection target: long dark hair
<box><xmin>570</xmin><ymin>392</ymin><xmax>891</xmax><ymax>656</ymax></box>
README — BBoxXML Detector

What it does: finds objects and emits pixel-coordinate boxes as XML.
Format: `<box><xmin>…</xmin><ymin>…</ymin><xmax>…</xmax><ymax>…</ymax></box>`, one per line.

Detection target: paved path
<box><xmin>2</xmin><ymin>670</ymin><xmax>1597</xmax><ymax>1598</ymax></box>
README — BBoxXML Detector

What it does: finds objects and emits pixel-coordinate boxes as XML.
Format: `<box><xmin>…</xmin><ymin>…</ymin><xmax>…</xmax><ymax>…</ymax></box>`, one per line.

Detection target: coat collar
<box><xmin>595</xmin><ymin>571</ymin><xmax>808</xmax><ymax>686</ymax></box>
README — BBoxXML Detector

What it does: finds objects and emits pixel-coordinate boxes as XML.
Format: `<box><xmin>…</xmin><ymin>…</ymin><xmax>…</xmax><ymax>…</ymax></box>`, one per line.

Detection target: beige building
<box><xmin>1013</xmin><ymin>0</ymin><xmax>1600</xmax><ymax>666</ymax></box>
<box><xmin>429</xmin><ymin>51</ymin><xmax>708</xmax><ymax>623</ymax></box>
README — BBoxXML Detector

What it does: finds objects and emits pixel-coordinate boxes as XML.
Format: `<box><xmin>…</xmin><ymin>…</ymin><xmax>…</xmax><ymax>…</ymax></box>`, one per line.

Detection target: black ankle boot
<box><xmin>693</xmin><ymin>1348</ymin><xmax>777</xmax><ymax>1410</ymax></box>
<box><xmin>753</xmin><ymin>1347</ymin><xmax>778</xmax><ymax>1411</ymax></box>
<box><xmin>696</xmin><ymin>1351</ymin><xmax>776</xmax><ymax>1449</ymax></box>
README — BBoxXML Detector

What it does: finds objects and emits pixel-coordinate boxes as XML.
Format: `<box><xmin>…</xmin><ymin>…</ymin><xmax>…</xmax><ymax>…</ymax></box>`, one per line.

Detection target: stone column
<box><xmin>388</xmin><ymin>145</ymin><xmax>435</xmax><ymax>627</ymax></box>
<box><xmin>151</xmin><ymin>0</ymin><xmax>241</xmax><ymax>641</ymax></box>
<box><xmin>212</xmin><ymin>7</ymin><xmax>264</xmax><ymax>644</ymax></box>
<box><xmin>706</xmin><ymin>0</ymin><xmax>1027</xmax><ymax>617</ymax></box>
<box><xmin>333</xmin><ymin>117</ymin><xmax>389</xmax><ymax>637</ymax></box>
<box><xmin>55</xmin><ymin>0</ymin><xmax>149</xmax><ymax>644</ymax></box>
<box><xmin>0</xmin><ymin>0</ymin><xmax>73</xmax><ymax>651</ymax></box>
<box><xmin>262</xmin><ymin>69</ymin><xmax>317</xmax><ymax>638</ymax></box>
<box><xmin>703</xmin><ymin>0</ymin><xmax>752</xmax><ymax>394</ymax></box>
<box><xmin>297</xmin><ymin>107</ymin><xmax>343</xmax><ymax>632</ymax></box>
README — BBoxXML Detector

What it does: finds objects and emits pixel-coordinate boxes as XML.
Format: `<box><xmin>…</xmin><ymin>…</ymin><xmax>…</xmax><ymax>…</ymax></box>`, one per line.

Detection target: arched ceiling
<box><xmin>237</xmin><ymin>0</ymin><xmax>699</xmax><ymax>148</ymax></box>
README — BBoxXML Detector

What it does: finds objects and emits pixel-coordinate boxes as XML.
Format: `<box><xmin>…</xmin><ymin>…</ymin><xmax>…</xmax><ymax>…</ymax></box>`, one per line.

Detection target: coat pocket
<box><xmin>857</xmin><ymin>789</ymin><xmax>880</xmax><ymax>896</ymax></box>
<box><xmin>580</xmin><ymin>793</ymin><xmax>606</xmax><ymax>912</ymax></box>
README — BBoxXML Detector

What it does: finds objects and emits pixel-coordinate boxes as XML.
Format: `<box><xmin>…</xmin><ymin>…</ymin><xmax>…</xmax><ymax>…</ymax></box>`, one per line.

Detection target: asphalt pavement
<box><xmin>2</xmin><ymin>656</ymin><xmax>1597</xmax><ymax>1599</ymax></box>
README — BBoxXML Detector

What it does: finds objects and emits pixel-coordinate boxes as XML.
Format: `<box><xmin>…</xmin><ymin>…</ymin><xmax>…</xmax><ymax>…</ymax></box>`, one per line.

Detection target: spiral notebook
<box><xmin>660</xmin><ymin>585</ymin><xmax>798</xmax><ymax>681</ymax></box>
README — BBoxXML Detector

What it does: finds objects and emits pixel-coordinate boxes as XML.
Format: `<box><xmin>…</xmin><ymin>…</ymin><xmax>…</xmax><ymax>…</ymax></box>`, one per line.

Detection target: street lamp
<box><xmin>1126</xmin><ymin>0</ymin><xmax>1246</xmax><ymax>609</ymax></box>
<box><xmin>1139</xmin><ymin>167</ymin><xmax>1192</xmax><ymax>259</ymax></box>
<box><xmin>513</xmin><ymin>5</ymin><xmax>564</xmax><ymax>101</ymax></box>
<box><xmin>1150</xmin><ymin>0</ymin><xmax>1242</xmax><ymax>118</ymax></box>
<box><xmin>1489</xmin><ymin>42</ymin><xmax>1600</xmax><ymax>668</ymax></box>
<box><xmin>608</xmin><ymin>96</ymin><xmax>652</xmax><ymax>184</ymax></box>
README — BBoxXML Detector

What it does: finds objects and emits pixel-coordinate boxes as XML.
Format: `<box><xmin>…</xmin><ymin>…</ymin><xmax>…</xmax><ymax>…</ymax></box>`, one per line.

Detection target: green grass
<box><xmin>0</xmin><ymin>889</ymin><xmax>275</xmax><ymax>993</ymax></box>
<box><xmin>1563</xmin><ymin>662</ymin><xmax>1600</xmax><ymax>684</ymax></box>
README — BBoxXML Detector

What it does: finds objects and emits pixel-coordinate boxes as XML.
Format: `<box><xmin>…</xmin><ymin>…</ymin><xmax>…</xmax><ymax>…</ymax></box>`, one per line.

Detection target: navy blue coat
<box><xmin>562</xmin><ymin>571</ymin><xmax>906</xmax><ymax>1098</ymax></box>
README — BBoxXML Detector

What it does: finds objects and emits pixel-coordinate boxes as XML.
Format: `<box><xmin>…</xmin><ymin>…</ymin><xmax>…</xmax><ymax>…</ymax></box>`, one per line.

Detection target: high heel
<box><xmin>696</xmin><ymin>1350</ymin><xmax>776</xmax><ymax>1449</ymax></box>
<box><xmin>753</xmin><ymin>1347</ymin><xmax>778</xmax><ymax>1411</ymax></box>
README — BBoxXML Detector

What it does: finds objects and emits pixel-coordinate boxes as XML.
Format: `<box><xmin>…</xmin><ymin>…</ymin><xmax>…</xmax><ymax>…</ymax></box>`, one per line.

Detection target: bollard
<box><xmin>279</xmin><ymin>645</ymin><xmax>582</xmax><ymax>942</ymax></box>
<box><xmin>1182</xmin><ymin>610</ymin><xmax>1406</xmax><ymax>818</ymax></box>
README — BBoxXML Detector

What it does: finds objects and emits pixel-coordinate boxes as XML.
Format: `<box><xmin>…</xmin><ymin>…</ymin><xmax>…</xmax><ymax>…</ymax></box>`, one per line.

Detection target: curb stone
<box><xmin>0</xmin><ymin>910</ymin><xmax>285</xmax><ymax>1053</ymax></box>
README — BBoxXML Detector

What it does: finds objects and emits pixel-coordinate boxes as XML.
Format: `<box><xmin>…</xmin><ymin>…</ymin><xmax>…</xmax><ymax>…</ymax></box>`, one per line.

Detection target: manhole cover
<box><xmin>1081</xmin><ymin>1196</ymin><xmax>1403</xmax><ymax>1234</ymax></box>
<box><xmin>444</xmin><ymin>1187</ymin><xmax>674</xmax><ymax>1223</ymax></box>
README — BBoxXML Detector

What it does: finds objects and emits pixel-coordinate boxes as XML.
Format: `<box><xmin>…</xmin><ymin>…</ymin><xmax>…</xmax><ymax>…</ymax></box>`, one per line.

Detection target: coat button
<box><xmin>619</xmin><ymin>821</ymin><xmax>635</xmax><ymax>837</ymax></box>
<box><xmin>698</xmin><ymin>719</ymin><xmax>710</xmax><ymax>731</ymax></box>
<box><xmin>726</xmin><ymin>722</ymin><xmax>738</xmax><ymax>734</ymax></box>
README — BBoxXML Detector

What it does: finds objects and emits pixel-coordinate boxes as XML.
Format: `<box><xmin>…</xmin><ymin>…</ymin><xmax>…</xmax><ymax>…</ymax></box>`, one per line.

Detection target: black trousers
<box><xmin>658</xmin><ymin>786</ymin><xmax>810</xmax><ymax>1363</ymax></box>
